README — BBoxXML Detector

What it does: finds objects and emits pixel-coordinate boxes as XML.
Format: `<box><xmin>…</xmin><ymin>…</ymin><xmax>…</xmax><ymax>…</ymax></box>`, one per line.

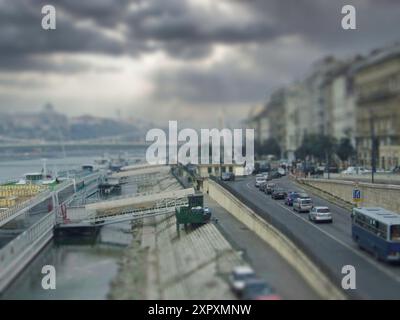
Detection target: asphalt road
<box><xmin>205</xmin><ymin>195</ymin><xmax>320</xmax><ymax>300</ymax></box>
<box><xmin>224</xmin><ymin>176</ymin><xmax>400</xmax><ymax>299</ymax></box>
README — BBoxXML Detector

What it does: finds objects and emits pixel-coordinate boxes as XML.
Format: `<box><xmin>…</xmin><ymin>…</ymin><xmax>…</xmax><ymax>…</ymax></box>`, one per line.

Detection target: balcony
<box><xmin>357</xmin><ymin>90</ymin><xmax>398</xmax><ymax>104</ymax></box>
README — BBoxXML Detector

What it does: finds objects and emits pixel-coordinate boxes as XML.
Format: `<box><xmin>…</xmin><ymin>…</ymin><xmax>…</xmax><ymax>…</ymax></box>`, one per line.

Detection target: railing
<box><xmin>0</xmin><ymin>189</ymin><xmax>52</xmax><ymax>227</ymax></box>
<box><xmin>59</xmin><ymin>195</ymin><xmax>188</xmax><ymax>227</ymax></box>
<box><xmin>0</xmin><ymin>211</ymin><xmax>55</xmax><ymax>273</ymax></box>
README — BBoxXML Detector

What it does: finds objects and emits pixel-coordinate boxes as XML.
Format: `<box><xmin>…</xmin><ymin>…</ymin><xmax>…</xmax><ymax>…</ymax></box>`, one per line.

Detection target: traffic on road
<box><xmin>221</xmin><ymin>172</ymin><xmax>400</xmax><ymax>299</ymax></box>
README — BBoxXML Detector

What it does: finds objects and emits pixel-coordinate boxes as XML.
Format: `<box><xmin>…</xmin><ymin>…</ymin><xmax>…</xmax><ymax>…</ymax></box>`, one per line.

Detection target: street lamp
<box><xmin>369</xmin><ymin>110</ymin><xmax>377</xmax><ymax>184</ymax></box>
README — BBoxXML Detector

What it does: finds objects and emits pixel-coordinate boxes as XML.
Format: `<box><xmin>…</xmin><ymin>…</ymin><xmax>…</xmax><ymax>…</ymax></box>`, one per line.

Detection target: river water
<box><xmin>0</xmin><ymin>154</ymin><xmax>141</xmax><ymax>300</ymax></box>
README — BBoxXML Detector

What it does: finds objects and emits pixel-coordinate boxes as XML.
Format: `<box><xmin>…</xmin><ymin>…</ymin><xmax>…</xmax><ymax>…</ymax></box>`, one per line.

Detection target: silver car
<box><xmin>293</xmin><ymin>197</ymin><xmax>313</xmax><ymax>213</ymax></box>
<box><xmin>309</xmin><ymin>206</ymin><xmax>333</xmax><ymax>223</ymax></box>
<box><xmin>229</xmin><ymin>266</ymin><xmax>257</xmax><ymax>294</ymax></box>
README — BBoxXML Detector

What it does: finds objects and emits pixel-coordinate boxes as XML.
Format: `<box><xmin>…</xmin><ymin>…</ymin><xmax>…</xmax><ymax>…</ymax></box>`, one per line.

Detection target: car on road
<box><xmin>241</xmin><ymin>279</ymin><xmax>281</xmax><ymax>300</ymax></box>
<box><xmin>259</xmin><ymin>182</ymin><xmax>268</xmax><ymax>192</ymax></box>
<box><xmin>341</xmin><ymin>166</ymin><xmax>370</xmax><ymax>175</ymax></box>
<box><xmin>309</xmin><ymin>206</ymin><xmax>333</xmax><ymax>223</ymax></box>
<box><xmin>293</xmin><ymin>197</ymin><xmax>313</xmax><ymax>213</ymax></box>
<box><xmin>255</xmin><ymin>176</ymin><xmax>266</xmax><ymax>188</ymax></box>
<box><xmin>221</xmin><ymin>172</ymin><xmax>235</xmax><ymax>181</ymax></box>
<box><xmin>269</xmin><ymin>171</ymin><xmax>283</xmax><ymax>179</ymax></box>
<box><xmin>284</xmin><ymin>191</ymin><xmax>300</xmax><ymax>206</ymax></box>
<box><xmin>271</xmin><ymin>187</ymin><xmax>286</xmax><ymax>200</ymax></box>
<box><xmin>265</xmin><ymin>183</ymin><xmax>276</xmax><ymax>195</ymax></box>
<box><xmin>391</xmin><ymin>166</ymin><xmax>400</xmax><ymax>174</ymax></box>
<box><xmin>229</xmin><ymin>266</ymin><xmax>257</xmax><ymax>294</ymax></box>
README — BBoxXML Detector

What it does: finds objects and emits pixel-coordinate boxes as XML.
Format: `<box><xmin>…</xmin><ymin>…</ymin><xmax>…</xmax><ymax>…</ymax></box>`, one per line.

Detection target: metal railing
<box><xmin>0</xmin><ymin>211</ymin><xmax>55</xmax><ymax>272</ymax></box>
<box><xmin>0</xmin><ymin>189</ymin><xmax>52</xmax><ymax>228</ymax></box>
<box><xmin>59</xmin><ymin>195</ymin><xmax>188</xmax><ymax>227</ymax></box>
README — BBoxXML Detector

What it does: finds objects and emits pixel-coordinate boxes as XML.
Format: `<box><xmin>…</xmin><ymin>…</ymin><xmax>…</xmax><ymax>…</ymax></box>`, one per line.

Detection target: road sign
<box><xmin>353</xmin><ymin>189</ymin><xmax>362</xmax><ymax>202</ymax></box>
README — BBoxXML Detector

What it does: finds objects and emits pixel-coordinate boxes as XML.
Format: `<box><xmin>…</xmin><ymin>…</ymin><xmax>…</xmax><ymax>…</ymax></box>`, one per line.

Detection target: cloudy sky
<box><xmin>0</xmin><ymin>0</ymin><xmax>399</xmax><ymax>127</ymax></box>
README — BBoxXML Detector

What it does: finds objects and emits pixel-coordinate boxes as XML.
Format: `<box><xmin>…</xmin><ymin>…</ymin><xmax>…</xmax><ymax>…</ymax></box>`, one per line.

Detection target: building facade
<box><xmin>353</xmin><ymin>44</ymin><xmax>400</xmax><ymax>168</ymax></box>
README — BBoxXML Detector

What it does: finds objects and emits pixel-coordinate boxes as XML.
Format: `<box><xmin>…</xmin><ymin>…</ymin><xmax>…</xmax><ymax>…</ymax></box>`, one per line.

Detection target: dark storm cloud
<box><xmin>124</xmin><ymin>0</ymin><xmax>281</xmax><ymax>59</ymax></box>
<box><xmin>39</xmin><ymin>0</ymin><xmax>132</xmax><ymax>27</ymax></box>
<box><xmin>2</xmin><ymin>0</ymin><xmax>400</xmax><ymax>71</ymax></box>
<box><xmin>0</xmin><ymin>0</ymin><xmax>125</xmax><ymax>72</ymax></box>
<box><xmin>239</xmin><ymin>0</ymin><xmax>400</xmax><ymax>53</ymax></box>
<box><xmin>151</xmin><ymin>40</ymin><xmax>321</xmax><ymax>106</ymax></box>
<box><xmin>1</xmin><ymin>0</ymin><xmax>400</xmax><ymax>120</ymax></box>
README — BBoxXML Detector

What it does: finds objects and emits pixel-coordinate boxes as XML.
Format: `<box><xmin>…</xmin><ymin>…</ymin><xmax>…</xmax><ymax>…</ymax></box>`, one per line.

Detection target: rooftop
<box><xmin>355</xmin><ymin>207</ymin><xmax>400</xmax><ymax>225</ymax></box>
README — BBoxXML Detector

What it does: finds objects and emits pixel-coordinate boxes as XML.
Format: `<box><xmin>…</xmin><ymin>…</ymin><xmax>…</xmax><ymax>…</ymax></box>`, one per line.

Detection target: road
<box><xmin>205</xmin><ymin>195</ymin><xmax>320</xmax><ymax>300</ymax></box>
<box><xmin>224</xmin><ymin>176</ymin><xmax>400</xmax><ymax>299</ymax></box>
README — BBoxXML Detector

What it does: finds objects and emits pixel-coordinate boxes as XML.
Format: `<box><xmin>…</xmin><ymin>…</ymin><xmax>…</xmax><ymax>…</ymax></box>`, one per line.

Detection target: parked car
<box><xmin>271</xmin><ymin>188</ymin><xmax>286</xmax><ymax>200</ymax></box>
<box><xmin>309</xmin><ymin>206</ymin><xmax>333</xmax><ymax>223</ymax></box>
<box><xmin>284</xmin><ymin>191</ymin><xmax>300</xmax><ymax>206</ymax></box>
<box><xmin>229</xmin><ymin>266</ymin><xmax>257</xmax><ymax>294</ymax></box>
<box><xmin>255</xmin><ymin>177</ymin><xmax>266</xmax><ymax>188</ymax></box>
<box><xmin>293</xmin><ymin>197</ymin><xmax>313</xmax><ymax>213</ymax></box>
<box><xmin>342</xmin><ymin>167</ymin><xmax>370</xmax><ymax>175</ymax></box>
<box><xmin>269</xmin><ymin>171</ymin><xmax>283</xmax><ymax>179</ymax></box>
<box><xmin>277</xmin><ymin>168</ymin><xmax>286</xmax><ymax>176</ymax></box>
<box><xmin>342</xmin><ymin>166</ymin><xmax>355</xmax><ymax>175</ymax></box>
<box><xmin>265</xmin><ymin>183</ymin><xmax>276</xmax><ymax>195</ymax></box>
<box><xmin>259</xmin><ymin>182</ymin><xmax>268</xmax><ymax>192</ymax></box>
<box><xmin>221</xmin><ymin>172</ymin><xmax>235</xmax><ymax>181</ymax></box>
<box><xmin>392</xmin><ymin>166</ymin><xmax>400</xmax><ymax>174</ymax></box>
<box><xmin>241</xmin><ymin>279</ymin><xmax>281</xmax><ymax>300</ymax></box>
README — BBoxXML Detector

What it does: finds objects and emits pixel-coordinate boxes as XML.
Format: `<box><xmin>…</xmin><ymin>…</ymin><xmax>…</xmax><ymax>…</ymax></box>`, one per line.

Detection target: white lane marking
<box><xmin>244</xmin><ymin>180</ymin><xmax>400</xmax><ymax>283</ymax></box>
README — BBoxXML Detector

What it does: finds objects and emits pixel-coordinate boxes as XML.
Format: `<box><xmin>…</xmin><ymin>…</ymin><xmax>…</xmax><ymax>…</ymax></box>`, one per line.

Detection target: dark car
<box><xmin>221</xmin><ymin>172</ymin><xmax>235</xmax><ymax>181</ymax></box>
<box><xmin>271</xmin><ymin>187</ymin><xmax>286</xmax><ymax>200</ymax></box>
<box><xmin>242</xmin><ymin>279</ymin><xmax>281</xmax><ymax>300</ymax></box>
<box><xmin>269</xmin><ymin>171</ymin><xmax>282</xmax><ymax>180</ymax></box>
<box><xmin>284</xmin><ymin>191</ymin><xmax>300</xmax><ymax>206</ymax></box>
<box><xmin>265</xmin><ymin>183</ymin><xmax>276</xmax><ymax>195</ymax></box>
<box><xmin>259</xmin><ymin>182</ymin><xmax>268</xmax><ymax>192</ymax></box>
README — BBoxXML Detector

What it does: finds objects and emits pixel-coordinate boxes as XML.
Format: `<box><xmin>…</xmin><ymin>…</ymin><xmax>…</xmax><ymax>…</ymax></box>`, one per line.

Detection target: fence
<box><xmin>0</xmin><ymin>211</ymin><xmax>55</xmax><ymax>291</ymax></box>
<box><xmin>0</xmin><ymin>189</ymin><xmax>52</xmax><ymax>228</ymax></box>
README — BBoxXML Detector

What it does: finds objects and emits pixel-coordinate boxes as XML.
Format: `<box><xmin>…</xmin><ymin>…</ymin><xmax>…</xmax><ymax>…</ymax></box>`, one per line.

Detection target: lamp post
<box><xmin>369</xmin><ymin>111</ymin><xmax>377</xmax><ymax>184</ymax></box>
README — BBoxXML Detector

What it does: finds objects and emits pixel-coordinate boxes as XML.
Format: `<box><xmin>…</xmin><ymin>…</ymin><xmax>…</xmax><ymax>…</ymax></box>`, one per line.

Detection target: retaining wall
<box><xmin>298</xmin><ymin>178</ymin><xmax>400</xmax><ymax>213</ymax></box>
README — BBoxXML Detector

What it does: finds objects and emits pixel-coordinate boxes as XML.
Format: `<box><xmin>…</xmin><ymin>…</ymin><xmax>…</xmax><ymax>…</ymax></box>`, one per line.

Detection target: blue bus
<box><xmin>351</xmin><ymin>207</ymin><xmax>400</xmax><ymax>262</ymax></box>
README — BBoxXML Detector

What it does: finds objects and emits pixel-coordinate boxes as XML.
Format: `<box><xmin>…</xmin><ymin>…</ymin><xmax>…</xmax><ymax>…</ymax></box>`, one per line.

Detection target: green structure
<box><xmin>175</xmin><ymin>194</ymin><xmax>211</xmax><ymax>235</ymax></box>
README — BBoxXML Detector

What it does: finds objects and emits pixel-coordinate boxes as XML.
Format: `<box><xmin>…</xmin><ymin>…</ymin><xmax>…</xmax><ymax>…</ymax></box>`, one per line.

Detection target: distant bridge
<box><xmin>0</xmin><ymin>140</ymin><xmax>149</xmax><ymax>152</ymax></box>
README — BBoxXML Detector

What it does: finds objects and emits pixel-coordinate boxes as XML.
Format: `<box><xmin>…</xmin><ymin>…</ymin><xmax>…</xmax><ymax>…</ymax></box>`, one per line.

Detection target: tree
<box><xmin>336</xmin><ymin>138</ymin><xmax>356</xmax><ymax>162</ymax></box>
<box><xmin>295</xmin><ymin>134</ymin><xmax>337</xmax><ymax>162</ymax></box>
<box><xmin>257</xmin><ymin>138</ymin><xmax>281</xmax><ymax>158</ymax></box>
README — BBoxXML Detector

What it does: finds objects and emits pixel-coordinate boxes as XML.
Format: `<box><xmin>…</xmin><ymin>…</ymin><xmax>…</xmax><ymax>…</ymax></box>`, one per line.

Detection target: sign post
<box><xmin>352</xmin><ymin>188</ymin><xmax>362</xmax><ymax>207</ymax></box>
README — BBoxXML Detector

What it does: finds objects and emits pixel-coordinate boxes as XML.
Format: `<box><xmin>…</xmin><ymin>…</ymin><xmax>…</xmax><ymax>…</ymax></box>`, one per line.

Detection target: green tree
<box><xmin>336</xmin><ymin>138</ymin><xmax>356</xmax><ymax>162</ymax></box>
<box><xmin>257</xmin><ymin>138</ymin><xmax>281</xmax><ymax>158</ymax></box>
<box><xmin>295</xmin><ymin>134</ymin><xmax>337</xmax><ymax>162</ymax></box>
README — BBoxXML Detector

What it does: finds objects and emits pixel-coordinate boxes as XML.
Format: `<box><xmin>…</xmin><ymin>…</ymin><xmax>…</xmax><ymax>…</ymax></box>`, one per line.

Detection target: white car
<box><xmin>262</xmin><ymin>172</ymin><xmax>269</xmax><ymax>179</ymax></box>
<box><xmin>309</xmin><ymin>206</ymin><xmax>333</xmax><ymax>223</ymax></box>
<box><xmin>255</xmin><ymin>177</ymin><xmax>266</xmax><ymax>187</ymax></box>
<box><xmin>229</xmin><ymin>266</ymin><xmax>256</xmax><ymax>293</ymax></box>
<box><xmin>341</xmin><ymin>167</ymin><xmax>357</xmax><ymax>175</ymax></box>
<box><xmin>293</xmin><ymin>197</ymin><xmax>313</xmax><ymax>213</ymax></box>
<box><xmin>342</xmin><ymin>167</ymin><xmax>370</xmax><ymax>175</ymax></box>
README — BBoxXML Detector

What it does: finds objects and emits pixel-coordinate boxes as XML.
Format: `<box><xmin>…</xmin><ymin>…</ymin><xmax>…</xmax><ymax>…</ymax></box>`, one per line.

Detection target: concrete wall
<box><xmin>299</xmin><ymin>178</ymin><xmax>400</xmax><ymax>213</ymax></box>
<box><xmin>204</xmin><ymin>179</ymin><xmax>345</xmax><ymax>300</ymax></box>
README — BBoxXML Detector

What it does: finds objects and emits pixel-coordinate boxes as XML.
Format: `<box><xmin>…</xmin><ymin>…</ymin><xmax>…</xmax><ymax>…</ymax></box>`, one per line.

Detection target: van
<box><xmin>293</xmin><ymin>197</ymin><xmax>313</xmax><ymax>213</ymax></box>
